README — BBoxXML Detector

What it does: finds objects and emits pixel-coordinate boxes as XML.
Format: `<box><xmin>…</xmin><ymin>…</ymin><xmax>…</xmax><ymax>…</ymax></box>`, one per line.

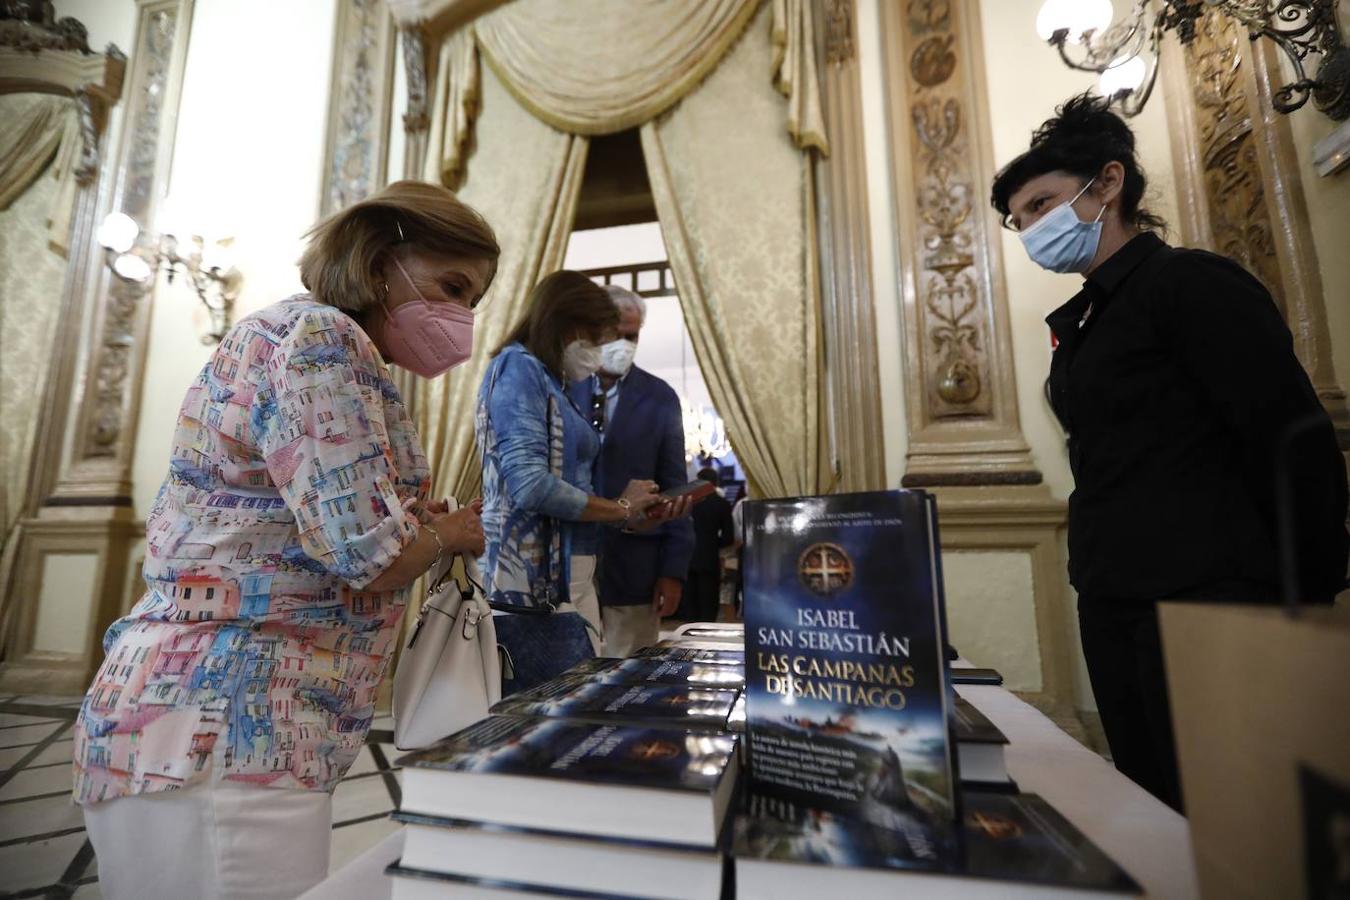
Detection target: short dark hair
<box><xmin>990</xmin><ymin>92</ymin><xmax>1166</xmax><ymax>233</ymax></box>
<box><xmin>496</xmin><ymin>270</ymin><xmax>619</xmax><ymax>376</ymax></box>
<box><xmin>697</xmin><ymin>467</ymin><xmax>719</xmax><ymax>485</ymax></box>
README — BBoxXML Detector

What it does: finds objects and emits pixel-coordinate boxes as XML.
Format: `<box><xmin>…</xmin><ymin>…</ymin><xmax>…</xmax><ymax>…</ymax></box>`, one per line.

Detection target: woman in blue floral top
<box><xmin>476</xmin><ymin>271</ymin><xmax>689</xmax><ymax>691</ymax></box>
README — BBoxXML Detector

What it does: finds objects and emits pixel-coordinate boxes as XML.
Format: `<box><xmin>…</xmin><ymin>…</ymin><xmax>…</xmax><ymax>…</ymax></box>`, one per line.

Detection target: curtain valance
<box><xmin>427</xmin><ymin>0</ymin><xmax>827</xmax><ymax>188</ymax></box>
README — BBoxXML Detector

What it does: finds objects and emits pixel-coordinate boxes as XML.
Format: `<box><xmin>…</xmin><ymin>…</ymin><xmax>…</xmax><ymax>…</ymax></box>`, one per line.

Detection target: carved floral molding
<box><xmin>321</xmin><ymin>0</ymin><xmax>396</xmax><ymax>217</ymax></box>
<box><xmin>1184</xmin><ymin>10</ymin><xmax>1286</xmax><ymax>315</ymax></box>
<box><xmin>883</xmin><ymin>0</ymin><xmax>1038</xmax><ymax>484</ymax></box>
<box><xmin>81</xmin><ymin>7</ymin><xmax>178</xmax><ymax>461</ymax></box>
<box><xmin>903</xmin><ymin>0</ymin><xmax>989</xmax><ymax>419</ymax></box>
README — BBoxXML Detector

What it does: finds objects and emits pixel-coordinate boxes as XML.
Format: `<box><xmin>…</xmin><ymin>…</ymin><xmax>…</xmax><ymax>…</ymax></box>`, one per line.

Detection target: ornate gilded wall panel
<box><xmin>54</xmin><ymin>0</ymin><xmax>193</xmax><ymax>503</ymax></box>
<box><xmin>321</xmin><ymin>0</ymin><xmax>397</xmax><ymax>217</ymax></box>
<box><xmin>881</xmin><ymin>0</ymin><xmax>1039</xmax><ymax>485</ymax></box>
<box><xmin>1184</xmin><ymin>12</ymin><xmax>1285</xmax><ymax>314</ymax></box>
<box><xmin>1168</xmin><ymin>8</ymin><xmax>1350</xmax><ymax>439</ymax></box>
<box><xmin>399</xmin><ymin>23</ymin><xmax>432</xmax><ymax>179</ymax></box>
<box><xmin>813</xmin><ymin>0</ymin><xmax>886</xmax><ymax>491</ymax></box>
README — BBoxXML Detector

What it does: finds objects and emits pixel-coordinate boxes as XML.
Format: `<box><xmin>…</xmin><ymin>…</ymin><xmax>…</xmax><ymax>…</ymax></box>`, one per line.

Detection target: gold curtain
<box><xmin>0</xmin><ymin>126</ymin><xmax>69</xmax><ymax>555</ymax></box>
<box><xmin>417</xmin><ymin>0</ymin><xmax>830</xmax><ymax>500</ymax></box>
<box><xmin>424</xmin><ymin>27</ymin><xmax>480</xmax><ymax>190</ymax></box>
<box><xmin>642</xmin><ymin>3</ymin><xmax>826</xmax><ymax>498</ymax></box>
<box><xmin>412</xmin><ymin>63</ymin><xmax>588</xmax><ymax>503</ymax></box>
<box><xmin>427</xmin><ymin>0</ymin><xmax>828</xmax><ymax>185</ymax></box>
<box><xmin>474</xmin><ymin>0</ymin><xmax>760</xmax><ymax>136</ymax></box>
<box><xmin>0</xmin><ymin>94</ymin><xmax>82</xmax><ymax>255</ymax></box>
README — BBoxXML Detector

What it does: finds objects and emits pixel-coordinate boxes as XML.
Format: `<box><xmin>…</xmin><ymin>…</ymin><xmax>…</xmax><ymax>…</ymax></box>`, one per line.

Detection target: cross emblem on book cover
<box><xmin>797</xmin><ymin>543</ymin><xmax>854</xmax><ymax>597</ymax></box>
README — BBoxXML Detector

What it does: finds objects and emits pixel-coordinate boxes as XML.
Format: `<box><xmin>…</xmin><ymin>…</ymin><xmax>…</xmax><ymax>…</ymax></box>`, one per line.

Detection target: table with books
<box><xmin>304</xmin><ymin>491</ymin><xmax>1200</xmax><ymax>899</ymax></box>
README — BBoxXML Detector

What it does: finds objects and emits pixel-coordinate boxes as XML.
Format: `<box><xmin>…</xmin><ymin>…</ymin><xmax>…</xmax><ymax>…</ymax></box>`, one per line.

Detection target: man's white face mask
<box><xmin>600</xmin><ymin>339</ymin><xmax>638</xmax><ymax>377</ymax></box>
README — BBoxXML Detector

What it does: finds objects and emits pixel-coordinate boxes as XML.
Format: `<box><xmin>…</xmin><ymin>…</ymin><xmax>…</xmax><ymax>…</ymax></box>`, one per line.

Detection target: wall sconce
<box><xmin>95</xmin><ymin>212</ymin><xmax>242</xmax><ymax>344</ymax></box>
<box><xmin>1036</xmin><ymin>0</ymin><xmax>1350</xmax><ymax>121</ymax></box>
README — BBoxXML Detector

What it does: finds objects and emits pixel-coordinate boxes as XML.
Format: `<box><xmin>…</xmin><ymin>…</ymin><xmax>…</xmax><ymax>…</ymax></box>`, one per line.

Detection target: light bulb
<box><xmin>1037</xmin><ymin>0</ymin><xmax>1113</xmax><ymax>44</ymax></box>
<box><xmin>112</xmin><ymin>252</ymin><xmax>154</xmax><ymax>283</ymax></box>
<box><xmin>96</xmin><ymin>212</ymin><xmax>139</xmax><ymax>253</ymax></box>
<box><xmin>1099</xmin><ymin>55</ymin><xmax>1147</xmax><ymax>98</ymax></box>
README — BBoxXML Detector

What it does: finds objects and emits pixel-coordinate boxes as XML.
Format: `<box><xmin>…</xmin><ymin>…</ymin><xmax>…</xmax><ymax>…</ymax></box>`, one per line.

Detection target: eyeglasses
<box><xmin>589</xmin><ymin>392</ymin><xmax>606</xmax><ymax>434</ymax></box>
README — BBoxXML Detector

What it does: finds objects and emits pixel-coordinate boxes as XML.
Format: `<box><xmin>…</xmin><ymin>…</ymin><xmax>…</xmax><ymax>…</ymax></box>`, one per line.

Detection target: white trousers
<box><xmin>601</xmin><ymin>603</ymin><xmax>660</xmax><ymax>658</ymax></box>
<box><xmin>84</xmin><ymin>780</ymin><xmax>332</xmax><ymax>900</ymax></box>
<box><xmin>567</xmin><ymin>554</ymin><xmax>604</xmax><ymax>654</ymax></box>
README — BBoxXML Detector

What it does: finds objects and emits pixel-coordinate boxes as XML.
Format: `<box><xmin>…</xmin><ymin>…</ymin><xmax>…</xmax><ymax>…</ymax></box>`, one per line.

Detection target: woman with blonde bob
<box><xmin>73</xmin><ymin>181</ymin><xmax>498</xmax><ymax>899</ymax></box>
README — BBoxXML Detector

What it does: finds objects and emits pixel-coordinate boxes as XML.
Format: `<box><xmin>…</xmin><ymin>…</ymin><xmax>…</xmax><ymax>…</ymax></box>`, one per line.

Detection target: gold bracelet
<box><xmin>422</xmin><ymin>524</ymin><xmax>445</xmax><ymax>573</ymax></box>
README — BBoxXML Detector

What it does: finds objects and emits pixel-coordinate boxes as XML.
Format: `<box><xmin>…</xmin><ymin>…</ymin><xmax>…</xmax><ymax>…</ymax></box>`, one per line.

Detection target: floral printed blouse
<box><xmin>73</xmin><ymin>297</ymin><xmax>429</xmax><ymax>804</ymax></box>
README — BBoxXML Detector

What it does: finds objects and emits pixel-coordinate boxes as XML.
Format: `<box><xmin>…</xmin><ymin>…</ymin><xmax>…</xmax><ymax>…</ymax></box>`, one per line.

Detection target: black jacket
<box><xmin>566</xmin><ymin>367</ymin><xmax>695</xmax><ymax>605</ymax></box>
<box><xmin>1046</xmin><ymin>232</ymin><xmax>1347</xmax><ymax>603</ymax></box>
<box><xmin>690</xmin><ymin>492</ymin><xmax>735</xmax><ymax>574</ymax></box>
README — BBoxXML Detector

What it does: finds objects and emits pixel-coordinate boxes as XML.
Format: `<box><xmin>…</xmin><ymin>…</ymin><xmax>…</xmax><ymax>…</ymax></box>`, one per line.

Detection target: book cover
<box><xmin>396</xmin><ymin>716</ymin><xmax>737</xmax><ymax>794</ymax></box>
<box><xmin>732</xmin><ymin>790</ymin><xmax>1139</xmax><ymax>892</ymax></box>
<box><xmin>953</xmin><ymin>696</ymin><xmax>1008</xmax><ymax>745</ymax></box>
<box><xmin>672</xmin><ymin>623</ymin><xmax>745</xmax><ymax>644</ymax></box>
<box><xmin>951</xmin><ymin>668</ymin><xmax>1004</xmax><ymax>686</ymax></box>
<box><xmin>634</xmin><ymin>645</ymin><xmax>745</xmax><ymax>666</ymax></box>
<box><xmin>733</xmin><ymin>790</ymin><xmax>948</xmax><ymax>872</ymax></box>
<box><xmin>387</xmin><ymin>863</ymin><xmax>645</xmax><ymax>900</ymax></box>
<box><xmin>962</xmin><ymin>792</ymin><xmax>1140</xmax><ymax>891</ymax></box>
<box><xmin>490</xmin><ymin>673</ymin><xmax>740</xmax><ymax>732</ymax></box>
<box><xmin>727</xmin><ymin>694</ymin><xmax>746</xmax><ymax>734</ymax></box>
<box><xmin>392</xmin><ymin>811</ymin><xmax>725</xmax><ymax>855</ymax></box>
<box><xmin>565</xmin><ymin>657</ymin><xmax>745</xmax><ymax>689</ymax></box>
<box><xmin>741</xmin><ymin>490</ymin><xmax>958</xmax><ymax>862</ymax></box>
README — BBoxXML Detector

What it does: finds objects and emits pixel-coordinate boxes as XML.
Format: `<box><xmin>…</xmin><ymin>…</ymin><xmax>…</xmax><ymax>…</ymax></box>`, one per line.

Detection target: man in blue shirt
<box><xmin>569</xmin><ymin>285</ymin><xmax>694</xmax><ymax>656</ymax></box>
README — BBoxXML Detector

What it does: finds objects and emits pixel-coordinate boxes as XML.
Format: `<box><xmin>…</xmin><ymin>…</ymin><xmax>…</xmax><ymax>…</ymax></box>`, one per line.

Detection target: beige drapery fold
<box><xmin>641</xmin><ymin>2</ymin><xmax>826</xmax><ymax>498</ymax></box>
<box><xmin>411</xmin><ymin>63</ymin><xmax>589</xmax><ymax>503</ymax></box>
<box><xmin>769</xmin><ymin>0</ymin><xmax>827</xmax><ymax>154</ymax></box>
<box><xmin>427</xmin><ymin>0</ymin><xmax>828</xmax><ymax>185</ymax></box>
<box><xmin>0</xmin><ymin>138</ymin><xmax>69</xmax><ymax>558</ymax></box>
<box><xmin>0</xmin><ymin>94</ymin><xmax>82</xmax><ymax>255</ymax></box>
<box><xmin>423</xmin><ymin>28</ymin><xmax>480</xmax><ymax>190</ymax></box>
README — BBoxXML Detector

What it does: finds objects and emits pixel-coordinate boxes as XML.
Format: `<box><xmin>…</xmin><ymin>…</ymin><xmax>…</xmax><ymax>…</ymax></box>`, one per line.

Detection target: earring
<box><xmin>381</xmin><ymin>281</ymin><xmax>390</xmax><ymax>298</ymax></box>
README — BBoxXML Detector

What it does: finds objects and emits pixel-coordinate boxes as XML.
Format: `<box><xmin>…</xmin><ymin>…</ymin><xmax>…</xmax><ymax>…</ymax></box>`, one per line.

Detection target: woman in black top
<box><xmin>990</xmin><ymin>94</ymin><xmax>1347</xmax><ymax>812</ymax></box>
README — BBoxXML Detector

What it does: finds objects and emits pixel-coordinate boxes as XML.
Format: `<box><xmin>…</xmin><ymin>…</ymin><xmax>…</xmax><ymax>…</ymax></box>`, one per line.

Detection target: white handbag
<box><xmin>392</xmin><ymin>518</ymin><xmax>501</xmax><ymax>750</ymax></box>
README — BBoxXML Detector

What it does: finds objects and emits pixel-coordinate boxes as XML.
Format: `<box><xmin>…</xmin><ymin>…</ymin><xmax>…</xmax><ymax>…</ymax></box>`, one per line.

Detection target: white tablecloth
<box><xmin>302</xmin><ymin>686</ymin><xmax>1199</xmax><ymax>899</ymax></box>
<box><xmin>953</xmin><ymin>684</ymin><xmax>1198</xmax><ymax>898</ymax></box>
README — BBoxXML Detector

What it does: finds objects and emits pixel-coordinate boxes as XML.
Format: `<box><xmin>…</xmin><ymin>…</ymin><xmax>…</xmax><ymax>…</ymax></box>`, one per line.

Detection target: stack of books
<box><xmin>387</xmin><ymin>635</ymin><xmax>747</xmax><ymax>898</ymax></box>
<box><xmin>384</xmin><ymin>489</ymin><xmax>1139</xmax><ymax>897</ymax></box>
<box><xmin>730</xmin><ymin>490</ymin><xmax>1140</xmax><ymax>896</ymax></box>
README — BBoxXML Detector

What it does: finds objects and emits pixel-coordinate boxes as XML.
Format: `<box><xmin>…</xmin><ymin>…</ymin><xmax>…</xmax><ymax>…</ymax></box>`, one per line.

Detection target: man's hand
<box><xmin>652</xmin><ymin>576</ymin><xmax>682</xmax><ymax>618</ymax></box>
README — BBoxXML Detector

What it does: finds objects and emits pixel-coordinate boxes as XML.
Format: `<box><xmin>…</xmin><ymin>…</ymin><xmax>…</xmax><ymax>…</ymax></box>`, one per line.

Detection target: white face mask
<box><xmin>600</xmin><ymin>339</ymin><xmax>638</xmax><ymax>376</ymax></box>
<box><xmin>562</xmin><ymin>340</ymin><xmax>603</xmax><ymax>382</ymax></box>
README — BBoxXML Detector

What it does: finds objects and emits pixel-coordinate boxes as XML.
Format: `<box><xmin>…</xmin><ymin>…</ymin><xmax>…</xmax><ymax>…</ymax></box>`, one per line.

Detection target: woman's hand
<box><xmin>433</xmin><ymin>506</ymin><xmax>485</xmax><ymax>557</ymax></box>
<box><xmin>645</xmin><ymin>494</ymin><xmax>694</xmax><ymax>523</ymax></box>
<box><xmin>619</xmin><ymin>480</ymin><xmax>664</xmax><ymax>515</ymax></box>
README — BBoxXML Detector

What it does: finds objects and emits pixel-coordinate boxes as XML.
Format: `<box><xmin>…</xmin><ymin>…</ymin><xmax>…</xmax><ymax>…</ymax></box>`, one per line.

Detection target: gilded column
<box><xmin>879</xmin><ymin>0</ymin><xmax>1040</xmax><ymax>485</ymax></box>
<box><xmin>1</xmin><ymin>0</ymin><xmax>193</xmax><ymax>694</ymax></box>
<box><xmin>813</xmin><ymin>0</ymin><xmax>887</xmax><ymax>491</ymax></box>
<box><xmin>321</xmin><ymin>0</ymin><xmax>398</xmax><ymax>216</ymax></box>
<box><xmin>399</xmin><ymin>24</ymin><xmax>433</xmax><ymax>181</ymax></box>
<box><xmin>1164</xmin><ymin>9</ymin><xmax>1350</xmax><ymax>441</ymax></box>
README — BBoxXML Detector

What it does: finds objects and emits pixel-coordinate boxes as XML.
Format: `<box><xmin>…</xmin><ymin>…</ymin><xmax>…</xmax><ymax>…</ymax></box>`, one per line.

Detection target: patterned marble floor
<box><xmin>0</xmin><ymin>696</ymin><xmax>403</xmax><ymax>899</ymax></box>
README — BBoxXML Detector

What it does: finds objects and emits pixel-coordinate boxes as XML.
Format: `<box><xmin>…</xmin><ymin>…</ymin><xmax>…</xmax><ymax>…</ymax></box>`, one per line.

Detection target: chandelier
<box><xmin>680</xmin><ymin>397</ymin><xmax>732</xmax><ymax>463</ymax></box>
<box><xmin>1036</xmin><ymin>0</ymin><xmax>1350</xmax><ymax>120</ymax></box>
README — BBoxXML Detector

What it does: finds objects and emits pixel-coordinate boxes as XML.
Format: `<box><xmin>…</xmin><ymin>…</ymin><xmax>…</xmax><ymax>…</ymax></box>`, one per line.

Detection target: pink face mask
<box><xmin>380</xmin><ymin>256</ymin><xmax>475</xmax><ymax>378</ymax></box>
